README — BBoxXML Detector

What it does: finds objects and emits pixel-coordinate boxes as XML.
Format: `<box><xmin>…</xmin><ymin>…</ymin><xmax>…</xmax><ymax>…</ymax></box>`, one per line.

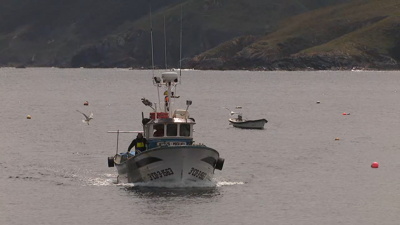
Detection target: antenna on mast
<box><xmin>164</xmin><ymin>14</ymin><xmax>168</xmax><ymax>70</ymax></box>
<box><xmin>149</xmin><ymin>3</ymin><xmax>161</xmax><ymax>110</ymax></box>
<box><xmin>150</xmin><ymin>4</ymin><xmax>155</xmax><ymax>80</ymax></box>
<box><xmin>179</xmin><ymin>4</ymin><xmax>183</xmax><ymax>83</ymax></box>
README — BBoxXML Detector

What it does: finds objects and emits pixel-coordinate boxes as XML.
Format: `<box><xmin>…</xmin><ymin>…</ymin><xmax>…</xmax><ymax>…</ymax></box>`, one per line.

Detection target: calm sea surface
<box><xmin>1</xmin><ymin>68</ymin><xmax>400</xmax><ymax>225</ymax></box>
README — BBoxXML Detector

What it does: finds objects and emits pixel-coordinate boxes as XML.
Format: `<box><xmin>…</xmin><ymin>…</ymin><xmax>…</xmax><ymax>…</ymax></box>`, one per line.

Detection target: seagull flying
<box><xmin>224</xmin><ymin>107</ymin><xmax>235</xmax><ymax>116</ymax></box>
<box><xmin>76</xmin><ymin>110</ymin><xmax>93</xmax><ymax>125</ymax></box>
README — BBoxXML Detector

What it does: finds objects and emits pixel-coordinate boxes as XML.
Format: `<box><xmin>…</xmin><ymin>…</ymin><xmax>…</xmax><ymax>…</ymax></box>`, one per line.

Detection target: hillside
<box><xmin>0</xmin><ymin>0</ymin><xmax>349</xmax><ymax>68</ymax></box>
<box><xmin>0</xmin><ymin>0</ymin><xmax>183</xmax><ymax>67</ymax></box>
<box><xmin>188</xmin><ymin>0</ymin><xmax>400</xmax><ymax>70</ymax></box>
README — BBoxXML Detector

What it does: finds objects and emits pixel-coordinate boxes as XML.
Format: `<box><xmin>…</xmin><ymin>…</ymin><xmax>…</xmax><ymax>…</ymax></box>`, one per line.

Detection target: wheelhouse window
<box><xmin>167</xmin><ymin>124</ymin><xmax>177</xmax><ymax>136</ymax></box>
<box><xmin>180</xmin><ymin>124</ymin><xmax>191</xmax><ymax>137</ymax></box>
<box><xmin>153</xmin><ymin>124</ymin><xmax>164</xmax><ymax>137</ymax></box>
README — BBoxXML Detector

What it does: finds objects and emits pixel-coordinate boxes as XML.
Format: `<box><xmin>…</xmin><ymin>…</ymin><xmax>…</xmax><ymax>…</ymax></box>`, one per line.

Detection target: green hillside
<box><xmin>189</xmin><ymin>0</ymin><xmax>400</xmax><ymax>70</ymax></box>
<box><xmin>0</xmin><ymin>0</ymin><xmax>350</xmax><ymax>68</ymax></box>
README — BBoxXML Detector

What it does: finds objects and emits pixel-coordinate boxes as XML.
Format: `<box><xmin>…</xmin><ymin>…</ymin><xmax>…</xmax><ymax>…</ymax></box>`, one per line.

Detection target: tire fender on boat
<box><xmin>215</xmin><ymin>157</ymin><xmax>224</xmax><ymax>170</ymax></box>
<box><xmin>108</xmin><ymin>156</ymin><xmax>114</xmax><ymax>167</ymax></box>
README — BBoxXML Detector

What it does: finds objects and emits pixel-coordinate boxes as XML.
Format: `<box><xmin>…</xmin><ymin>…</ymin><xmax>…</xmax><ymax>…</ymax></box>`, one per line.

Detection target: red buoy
<box><xmin>371</xmin><ymin>162</ymin><xmax>379</xmax><ymax>168</ymax></box>
<box><xmin>84</xmin><ymin>101</ymin><xmax>89</xmax><ymax>106</ymax></box>
<box><xmin>343</xmin><ymin>112</ymin><xmax>346</xmax><ymax>115</ymax></box>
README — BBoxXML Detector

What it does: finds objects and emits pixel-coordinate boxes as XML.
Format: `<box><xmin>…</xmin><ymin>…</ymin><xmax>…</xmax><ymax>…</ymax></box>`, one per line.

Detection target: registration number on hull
<box><xmin>147</xmin><ymin>168</ymin><xmax>174</xmax><ymax>181</ymax></box>
<box><xmin>188</xmin><ymin>167</ymin><xmax>208</xmax><ymax>180</ymax></box>
<box><xmin>157</xmin><ymin>142</ymin><xmax>187</xmax><ymax>146</ymax></box>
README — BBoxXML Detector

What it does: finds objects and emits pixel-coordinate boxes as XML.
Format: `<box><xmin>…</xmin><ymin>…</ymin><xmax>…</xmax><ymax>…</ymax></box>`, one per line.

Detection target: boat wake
<box><xmin>216</xmin><ymin>181</ymin><xmax>245</xmax><ymax>187</ymax></box>
<box><xmin>113</xmin><ymin>178</ymin><xmax>244</xmax><ymax>188</ymax></box>
<box><xmin>83</xmin><ymin>173</ymin><xmax>117</xmax><ymax>186</ymax></box>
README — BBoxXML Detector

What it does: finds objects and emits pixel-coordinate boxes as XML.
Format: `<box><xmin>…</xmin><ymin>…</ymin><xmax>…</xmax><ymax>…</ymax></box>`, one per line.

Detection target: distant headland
<box><xmin>0</xmin><ymin>0</ymin><xmax>398</xmax><ymax>70</ymax></box>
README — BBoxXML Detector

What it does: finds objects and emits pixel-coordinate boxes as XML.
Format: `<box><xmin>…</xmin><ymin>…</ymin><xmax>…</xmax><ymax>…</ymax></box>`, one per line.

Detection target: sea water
<box><xmin>1</xmin><ymin>68</ymin><xmax>400</xmax><ymax>225</ymax></box>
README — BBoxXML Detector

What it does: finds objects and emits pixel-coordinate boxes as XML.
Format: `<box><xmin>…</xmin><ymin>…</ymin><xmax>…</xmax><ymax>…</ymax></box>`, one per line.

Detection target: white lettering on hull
<box><xmin>157</xmin><ymin>142</ymin><xmax>187</xmax><ymax>146</ymax></box>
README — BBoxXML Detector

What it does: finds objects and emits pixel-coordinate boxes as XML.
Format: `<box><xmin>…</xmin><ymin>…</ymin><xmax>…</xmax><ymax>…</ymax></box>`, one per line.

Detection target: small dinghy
<box><xmin>229</xmin><ymin>117</ymin><xmax>268</xmax><ymax>129</ymax></box>
<box><xmin>226</xmin><ymin>107</ymin><xmax>268</xmax><ymax>129</ymax></box>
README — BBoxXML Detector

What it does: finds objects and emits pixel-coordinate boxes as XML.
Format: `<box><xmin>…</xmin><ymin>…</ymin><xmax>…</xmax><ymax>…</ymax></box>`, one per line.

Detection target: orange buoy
<box><xmin>371</xmin><ymin>162</ymin><xmax>379</xmax><ymax>168</ymax></box>
<box><xmin>84</xmin><ymin>101</ymin><xmax>89</xmax><ymax>106</ymax></box>
<box><xmin>27</xmin><ymin>115</ymin><xmax>31</xmax><ymax>119</ymax></box>
<box><xmin>335</xmin><ymin>138</ymin><xmax>339</xmax><ymax>141</ymax></box>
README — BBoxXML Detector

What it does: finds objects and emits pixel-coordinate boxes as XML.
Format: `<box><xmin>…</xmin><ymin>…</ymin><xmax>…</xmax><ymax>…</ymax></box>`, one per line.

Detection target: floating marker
<box><xmin>335</xmin><ymin>137</ymin><xmax>339</xmax><ymax>141</ymax></box>
<box><xmin>316</xmin><ymin>101</ymin><xmax>320</xmax><ymax>104</ymax></box>
<box><xmin>27</xmin><ymin>115</ymin><xmax>31</xmax><ymax>119</ymax></box>
<box><xmin>371</xmin><ymin>162</ymin><xmax>379</xmax><ymax>168</ymax></box>
<box><xmin>343</xmin><ymin>112</ymin><xmax>347</xmax><ymax>115</ymax></box>
<box><xmin>84</xmin><ymin>101</ymin><xmax>89</xmax><ymax>106</ymax></box>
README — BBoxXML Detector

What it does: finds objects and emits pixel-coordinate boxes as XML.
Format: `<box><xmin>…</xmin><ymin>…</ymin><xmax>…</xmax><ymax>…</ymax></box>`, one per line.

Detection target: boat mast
<box><xmin>170</xmin><ymin>4</ymin><xmax>183</xmax><ymax>102</ymax></box>
<box><xmin>179</xmin><ymin>4</ymin><xmax>183</xmax><ymax>84</ymax></box>
<box><xmin>163</xmin><ymin>11</ymin><xmax>172</xmax><ymax>115</ymax></box>
<box><xmin>150</xmin><ymin>4</ymin><xmax>155</xmax><ymax>79</ymax></box>
<box><xmin>164</xmin><ymin>14</ymin><xmax>168</xmax><ymax>70</ymax></box>
<box><xmin>166</xmin><ymin>81</ymin><xmax>172</xmax><ymax>114</ymax></box>
<box><xmin>150</xmin><ymin>3</ymin><xmax>161</xmax><ymax>111</ymax></box>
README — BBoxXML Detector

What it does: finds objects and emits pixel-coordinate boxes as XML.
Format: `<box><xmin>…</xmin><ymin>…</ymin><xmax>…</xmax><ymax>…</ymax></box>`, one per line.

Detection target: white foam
<box><xmin>216</xmin><ymin>181</ymin><xmax>244</xmax><ymax>187</ymax></box>
<box><xmin>86</xmin><ymin>177</ymin><xmax>116</xmax><ymax>186</ymax></box>
<box><xmin>82</xmin><ymin>173</ymin><xmax>117</xmax><ymax>186</ymax></box>
<box><xmin>84</xmin><ymin>175</ymin><xmax>245</xmax><ymax>188</ymax></box>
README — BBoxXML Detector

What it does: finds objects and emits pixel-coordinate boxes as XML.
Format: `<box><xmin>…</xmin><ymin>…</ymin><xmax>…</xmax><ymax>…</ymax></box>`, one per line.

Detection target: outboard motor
<box><xmin>215</xmin><ymin>157</ymin><xmax>224</xmax><ymax>170</ymax></box>
<box><xmin>108</xmin><ymin>157</ymin><xmax>114</xmax><ymax>167</ymax></box>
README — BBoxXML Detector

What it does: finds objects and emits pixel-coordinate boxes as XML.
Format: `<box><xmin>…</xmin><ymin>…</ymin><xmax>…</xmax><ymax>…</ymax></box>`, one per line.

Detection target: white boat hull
<box><xmin>114</xmin><ymin>145</ymin><xmax>222</xmax><ymax>184</ymax></box>
<box><xmin>229</xmin><ymin>118</ymin><xmax>268</xmax><ymax>129</ymax></box>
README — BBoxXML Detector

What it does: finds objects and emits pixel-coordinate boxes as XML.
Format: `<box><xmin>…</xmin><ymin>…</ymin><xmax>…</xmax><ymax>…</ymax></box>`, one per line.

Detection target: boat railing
<box><xmin>107</xmin><ymin>130</ymin><xmax>144</xmax><ymax>154</ymax></box>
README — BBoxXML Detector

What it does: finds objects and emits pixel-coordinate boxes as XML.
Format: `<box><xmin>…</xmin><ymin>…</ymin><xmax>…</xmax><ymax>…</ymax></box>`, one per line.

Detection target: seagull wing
<box><xmin>223</xmin><ymin>107</ymin><xmax>235</xmax><ymax>116</ymax></box>
<box><xmin>76</xmin><ymin>110</ymin><xmax>89</xmax><ymax>120</ymax></box>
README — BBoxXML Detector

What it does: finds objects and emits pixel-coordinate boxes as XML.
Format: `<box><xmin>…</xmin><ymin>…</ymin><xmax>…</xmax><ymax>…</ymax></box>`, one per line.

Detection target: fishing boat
<box><xmin>107</xmin><ymin>6</ymin><xmax>224</xmax><ymax>184</ymax></box>
<box><xmin>107</xmin><ymin>71</ymin><xmax>224</xmax><ymax>184</ymax></box>
<box><xmin>226</xmin><ymin>107</ymin><xmax>268</xmax><ymax>129</ymax></box>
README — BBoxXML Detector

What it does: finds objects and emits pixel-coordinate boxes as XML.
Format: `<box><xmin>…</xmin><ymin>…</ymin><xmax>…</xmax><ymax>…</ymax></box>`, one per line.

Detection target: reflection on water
<box><xmin>120</xmin><ymin>179</ymin><xmax>244</xmax><ymax>201</ymax></box>
<box><xmin>121</xmin><ymin>179</ymin><xmax>221</xmax><ymax>199</ymax></box>
<box><xmin>125</xmin><ymin>186</ymin><xmax>221</xmax><ymax>199</ymax></box>
<box><xmin>123</xmin><ymin>186</ymin><xmax>223</xmax><ymax>219</ymax></box>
